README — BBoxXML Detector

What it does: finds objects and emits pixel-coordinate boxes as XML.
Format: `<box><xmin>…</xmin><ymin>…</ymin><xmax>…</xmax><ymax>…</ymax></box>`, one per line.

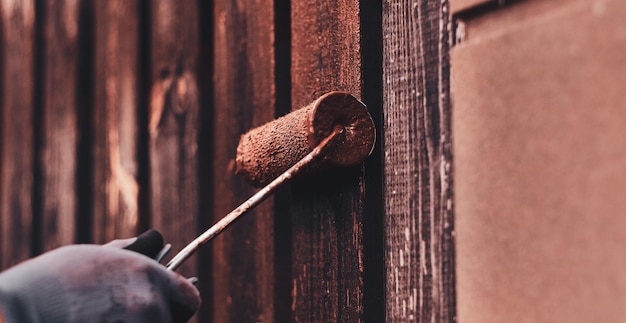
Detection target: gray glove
<box><xmin>0</xmin><ymin>233</ymin><xmax>200</xmax><ymax>323</ymax></box>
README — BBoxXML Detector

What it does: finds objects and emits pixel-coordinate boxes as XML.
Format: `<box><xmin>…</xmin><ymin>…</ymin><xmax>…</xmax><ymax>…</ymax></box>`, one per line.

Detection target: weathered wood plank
<box><xmin>211</xmin><ymin>0</ymin><xmax>277</xmax><ymax>320</ymax></box>
<box><xmin>148</xmin><ymin>0</ymin><xmax>200</xmax><ymax>282</ymax></box>
<box><xmin>40</xmin><ymin>0</ymin><xmax>79</xmax><ymax>250</ymax></box>
<box><xmin>382</xmin><ymin>0</ymin><xmax>456</xmax><ymax>322</ymax></box>
<box><xmin>0</xmin><ymin>0</ymin><xmax>35</xmax><ymax>269</ymax></box>
<box><xmin>92</xmin><ymin>0</ymin><xmax>140</xmax><ymax>243</ymax></box>
<box><xmin>290</xmin><ymin>0</ymin><xmax>366</xmax><ymax>321</ymax></box>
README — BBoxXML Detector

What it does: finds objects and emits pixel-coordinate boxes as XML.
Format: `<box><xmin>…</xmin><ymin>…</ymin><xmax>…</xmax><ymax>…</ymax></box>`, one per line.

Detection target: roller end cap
<box><xmin>308</xmin><ymin>91</ymin><xmax>376</xmax><ymax>167</ymax></box>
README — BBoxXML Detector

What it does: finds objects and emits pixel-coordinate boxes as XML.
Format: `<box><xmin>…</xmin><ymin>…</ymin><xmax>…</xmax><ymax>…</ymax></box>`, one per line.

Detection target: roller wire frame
<box><xmin>166</xmin><ymin>127</ymin><xmax>344</xmax><ymax>271</ymax></box>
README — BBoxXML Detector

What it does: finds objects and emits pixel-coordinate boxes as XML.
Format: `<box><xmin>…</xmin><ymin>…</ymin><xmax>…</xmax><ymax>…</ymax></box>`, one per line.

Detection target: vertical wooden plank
<box><xmin>92</xmin><ymin>0</ymin><xmax>140</xmax><ymax>243</ymax></box>
<box><xmin>0</xmin><ymin>0</ymin><xmax>35</xmax><ymax>269</ymax></box>
<box><xmin>211</xmin><ymin>0</ymin><xmax>277</xmax><ymax>321</ymax></box>
<box><xmin>291</xmin><ymin>0</ymin><xmax>361</xmax><ymax>109</ymax></box>
<box><xmin>148</xmin><ymin>0</ymin><xmax>199</xmax><ymax>279</ymax></box>
<box><xmin>382</xmin><ymin>0</ymin><xmax>456</xmax><ymax>322</ymax></box>
<box><xmin>40</xmin><ymin>0</ymin><xmax>79</xmax><ymax>250</ymax></box>
<box><xmin>290</xmin><ymin>0</ymin><xmax>365</xmax><ymax>321</ymax></box>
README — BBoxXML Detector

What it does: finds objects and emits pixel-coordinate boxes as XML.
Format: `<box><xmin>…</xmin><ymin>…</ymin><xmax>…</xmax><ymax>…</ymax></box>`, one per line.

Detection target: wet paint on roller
<box><xmin>236</xmin><ymin>106</ymin><xmax>311</xmax><ymax>187</ymax></box>
<box><xmin>236</xmin><ymin>91</ymin><xmax>375</xmax><ymax>187</ymax></box>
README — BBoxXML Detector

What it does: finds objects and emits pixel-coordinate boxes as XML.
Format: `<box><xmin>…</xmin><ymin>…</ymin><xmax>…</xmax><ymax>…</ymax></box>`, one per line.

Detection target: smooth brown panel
<box><xmin>383</xmin><ymin>0</ymin><xmax>456</xmax><ymax>321</ymax></box>
<box><xmin>211</xmin><ymin>0</ymin><xmax>277</xmax><ymax>320</ymax></box>
<box><xmin>453</xmin><ymin>1</ymin><xmax>626</xmax><ymax>322</ymax></box>
<box><xmin>92</xmin><ymin>0</ymin><xmax>140</xmax><ymax>243</ymax></box>
<box><xmin>0</xmin><ymin>0</ymin><xmax>35</xmax><ymax>269</ymax></box>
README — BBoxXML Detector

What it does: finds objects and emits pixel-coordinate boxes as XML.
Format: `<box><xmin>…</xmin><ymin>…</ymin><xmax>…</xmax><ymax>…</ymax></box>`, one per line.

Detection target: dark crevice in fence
<box><xmin>0</xmin><ymin>0</ymin><xmax>4</xmax><ymax>267</ymax></box>
<box><xmin>196</xmin><ymin>0</ymin><xmax>215</xmax><ymax>321</ymax></box>
<box><xmin>453</xmin><ymin>0</ymin><xmax>523</xmax><ymax>20</ymax></box>
<box><xmin>274</xmin><ymin>0</ymin><xmax>291</xmax><ymax>120</ymax></box>
<box><xmin>0</xmin><ymin>1</ymin><xmax>4</xmax><ymax>264</ymax></box>
<box><xmin>31</xmin><ymin>0</ymin><xmax>45</xmax><ymax>257</ymax></box>
<box><xmin>273</xmin><ymin>0</ymin><xmax>293</xmax><ymax>320</ymax></box>
<box><xmin>360</xmin><ymin>0</ymin><xmax>385</xmax><ymax>320</ymax></box>
<box><xmin>75</xmin><ymin>0</ymin><xmax>95</xmax><ymax>244</ymax></box>
<box><xmin>136</xmin><ymin>0</ymin><xmax>152</xmax><ymax>235</ymax></box>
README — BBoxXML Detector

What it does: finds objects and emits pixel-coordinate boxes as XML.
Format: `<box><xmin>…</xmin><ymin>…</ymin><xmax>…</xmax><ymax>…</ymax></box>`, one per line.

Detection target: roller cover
<box><xmin>236</xmin><ymin>91</ymin><xmax>375</xmax><ymax>187</ymax></box>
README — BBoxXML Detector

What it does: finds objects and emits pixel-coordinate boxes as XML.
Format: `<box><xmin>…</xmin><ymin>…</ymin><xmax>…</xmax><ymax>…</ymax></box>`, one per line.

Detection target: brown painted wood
<box><xmin>0</xmin><ymin>0</ymin><xmax>35</xmax><ymax>269</ymax></box>
<box><xmin>289</xmin><ymin>0</ymin><xmax>367</xmax><ymax>321</ymax></box>
<box><xmin>40</xmin><ymin>0</ymin><xmax>79</xmax><ymax>250</ymax></box>
<box><xmin>211</xmin><ymin>0</ymin><xmax>278</xmax><ymax>321</ymax></box>
<box><xmin>148</xmin><ymin>0</ymin><xmax>200</xmax><ymax>282</ymax></box>
<box><xmin>382</xmin><ymin>0</ymin><xmax>456</xmax><ymax>322</ymax></box>
<box><xmin>92</xmin><ymin>0</ymin><xmax>140</xmax><ymax>243</ymax></box>
<box><xmin>0</xmin><ymin>2</ymin><xmax>461</xmax><ymax>322</ymax></box>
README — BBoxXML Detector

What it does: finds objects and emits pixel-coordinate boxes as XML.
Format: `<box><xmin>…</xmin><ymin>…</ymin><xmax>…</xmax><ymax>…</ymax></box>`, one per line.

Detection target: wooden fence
<box><xmin>0</xmin><ymin>0</ymin><xmax>454</xmax><ymax>322</ymax></box>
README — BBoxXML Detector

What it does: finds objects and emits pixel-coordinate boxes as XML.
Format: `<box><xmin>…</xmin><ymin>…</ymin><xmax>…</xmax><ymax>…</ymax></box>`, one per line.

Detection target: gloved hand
<box><xmin>0</xmin><ymin>231</ymin><xmax>200</xmax><ymax>323</ymax></box>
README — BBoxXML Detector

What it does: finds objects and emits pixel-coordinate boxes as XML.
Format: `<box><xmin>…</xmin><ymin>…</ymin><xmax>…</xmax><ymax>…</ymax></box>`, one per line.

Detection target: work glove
<box><xmin>0</xmin><ymin>230</ymin><xmax>200</xmax><ymax>323</ymax></box>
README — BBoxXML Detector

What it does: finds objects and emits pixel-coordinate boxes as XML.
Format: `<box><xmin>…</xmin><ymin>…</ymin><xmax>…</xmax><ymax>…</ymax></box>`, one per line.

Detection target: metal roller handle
<box><xmin>165</xmin><ymin>127</ymin><xmax>343</xmax><ymax>271</ymax></box>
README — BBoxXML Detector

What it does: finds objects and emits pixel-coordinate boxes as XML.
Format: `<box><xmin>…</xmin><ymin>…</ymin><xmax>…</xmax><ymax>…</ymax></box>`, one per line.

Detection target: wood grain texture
<box><xmin>92</xmin><ymin>0</ymin><xmax>140</xmax><ymax>243</ymax></box>
<box><xmin>40</xmin><ymin>0</ymin><xmax>79</xmax><ymax>250</ymax></box>
<box><xmin>0</xmin><ymin>0</ymin><xmax>35</xmax><ymax>269</ymax></box>
<box><xmin>148</xmin><ymin>0</ymin><xmax>200</xmax><ymax>280</ymax></box>
<box><xmin>211</xmin><ymin>0</ymin><xmax>278</xmax><ymax>320</ymax></box>
<box><xmin>382</xmin><ymin>0</ymin><xmax>456</xmax><ymax>321</ymax></box>
<box><xmin>290</xmin><ymin>0</ymin><xmax>366</xmax><ymax>321</ymax></box>
<box><xmin>291</xmin><ymin>0</ymin><xmax>361</xmax><ymax>109</ymax></box>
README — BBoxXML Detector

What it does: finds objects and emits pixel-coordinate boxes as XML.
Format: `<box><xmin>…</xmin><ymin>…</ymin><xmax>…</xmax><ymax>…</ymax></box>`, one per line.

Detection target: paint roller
<box><xmin>166</xmin><ymin>91</ymin><xmax>376</xmax><ymax>271</ymax></box>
